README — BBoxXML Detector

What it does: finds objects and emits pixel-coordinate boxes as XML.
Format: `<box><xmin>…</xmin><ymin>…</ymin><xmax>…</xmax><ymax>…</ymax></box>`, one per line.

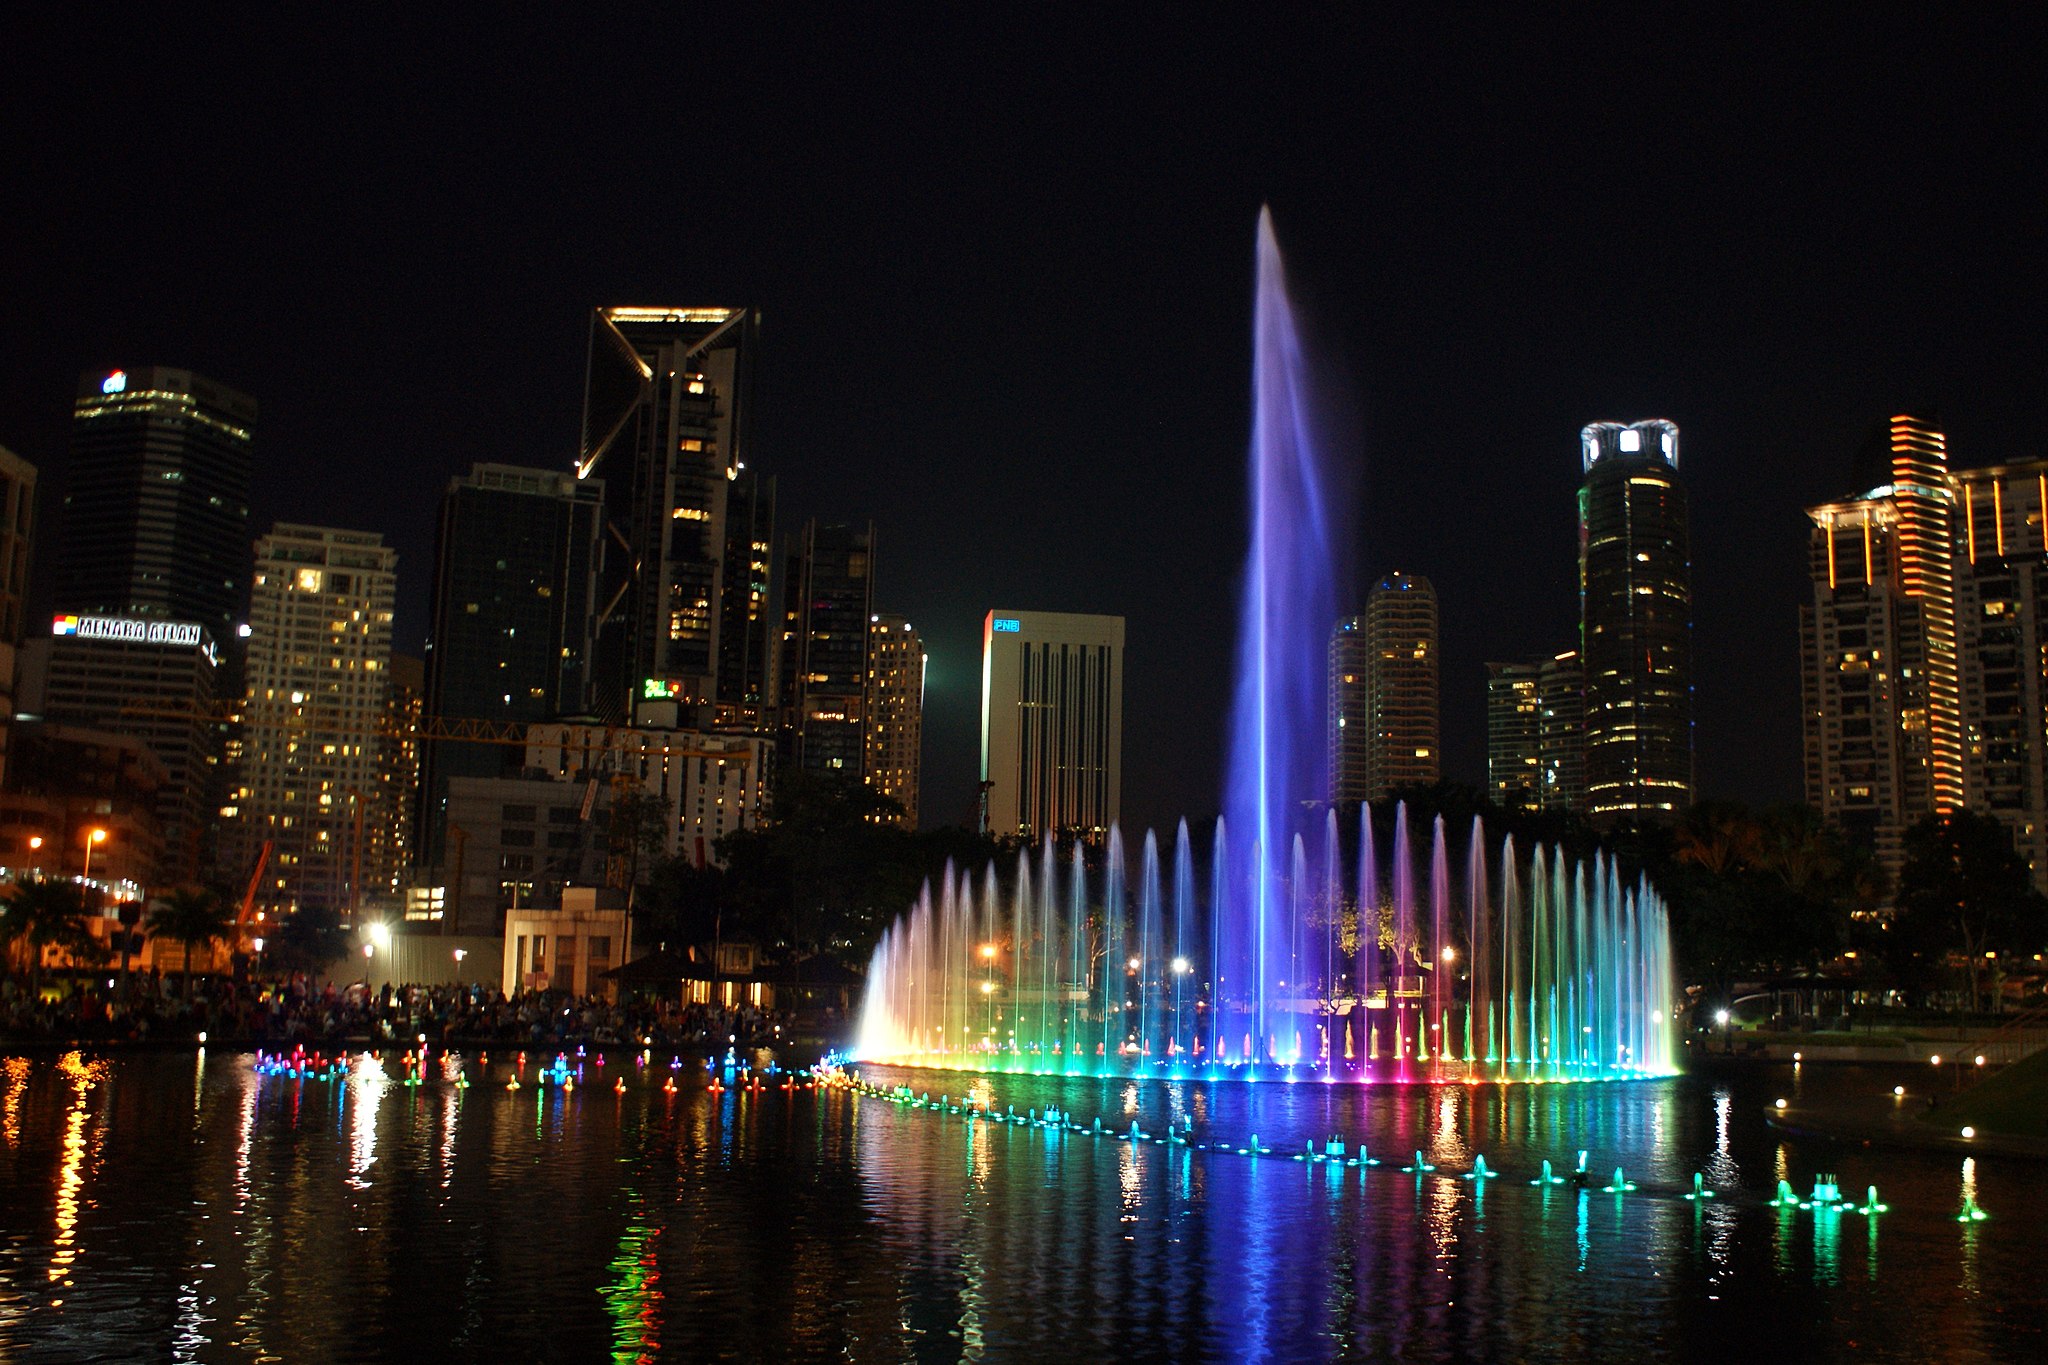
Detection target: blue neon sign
<box><xmin>992</xmin><ymin>618</ymin><xmax>1020</xmax><ymax>633</ymax></box>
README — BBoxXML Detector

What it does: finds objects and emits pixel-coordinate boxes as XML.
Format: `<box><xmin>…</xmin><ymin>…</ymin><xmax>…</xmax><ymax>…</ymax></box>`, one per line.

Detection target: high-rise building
<box><xmin>0</xmin><ymin>445</ymin><xmax>35</xmax><ymax>789</ymax></box>
<box><xmin>1799</xmin><ymin>416</ymin><xmax>1962</xmax><ymax>882</ymax></box>
<box><xmin>1952</xmin><ymin>458</ymin><xmax>2048</xmax><ymax>887</ymax></box>
<box><xmin>58</xmin><ymin>368</ymin><xmax>254</xmax><ymax>645</ymax></box>
<box><xmin>1361</xmin><ymin>573</ymin><xmax>1440</xmax><ymax>799</ymax></box>
<box><xmin>1579</xmin><ymin>420</ymin><xmax>1693</xmax><ymax>824</ymax></box>
<box><xmin>418</xmin><ymin>464</ymin><xmax>605</xmax><ymax>864</ymax></box>
<box><xmin>19</xmin><ymin>619</ymin><xmax>222</xmax><ymax>883</ymax></box>
<box><xmin>866</xmin><ymin>614</ymin><xmax>924</xmax><ymax>827</ymax></box>
<box><xmin>231</xmin><ymin>526</ymin><xmax>396</xmax><ymax>919</ymax></box>
<box><xmin>980</xmin><ymin>610</ymin><xmax>1123</xmax><ymax>840</ymax></box>
<box><xmin>577</xmin><ymin>307</ymin><xmax>758</xmax><ymax>717</ymax></box>
<box><xmin>369</xmin><ymin>654</ymin><xmax>424</xmax><ymax>901</ymax></box>
<box><xmin>1485</xmin><ymin>661</ymin><xmax>1542</xmax><ymax>811</ymax></box>
<box><xmin>779</xmin><ymin>521</ymin><xmax>876</xmax><ymax>778</ymax></box>
<box><xmin>1328</xmin><ymin>617</ymin><xmax>1371</xmax><ymax>805</ymax></box>
<box><xmin>1537</xmin><ymin>649</ymin><xmax>1588</xmax><ymax>815</ymax></box>
<box><xmin>716</xmin><ymin>470</ymin><xmax>779</xmax><ymax>730</ymax></box>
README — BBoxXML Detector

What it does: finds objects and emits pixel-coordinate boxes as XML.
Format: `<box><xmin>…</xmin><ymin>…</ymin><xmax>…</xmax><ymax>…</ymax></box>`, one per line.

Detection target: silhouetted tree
<box><xmin>1894</xmin><ymin>810</ymin><xmax>2048</xmax><ymax>1011</ymax></box>
<box><xmin>146</xmin><ymin>887</ymin><xmax>235</xmax><ymax>998</ymax></box>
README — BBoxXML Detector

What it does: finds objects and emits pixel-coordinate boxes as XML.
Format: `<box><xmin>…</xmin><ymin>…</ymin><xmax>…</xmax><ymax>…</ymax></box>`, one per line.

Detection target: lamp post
<box><xmin>80</xmin><ymin>827</ymin><xmax>108</xmax><ymax>885</ymax></box>
<box><xmin>26</xmin><ymin>834</ymin><xmax>43</xmax><ymax>873</ymax></box>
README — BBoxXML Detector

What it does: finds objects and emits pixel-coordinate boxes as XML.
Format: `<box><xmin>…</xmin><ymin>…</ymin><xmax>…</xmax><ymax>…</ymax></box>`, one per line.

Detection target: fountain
<box><xmin>855</xmin><ymin>208</ymin><xmax>1678</xmax><ymax>1083</ymax></box>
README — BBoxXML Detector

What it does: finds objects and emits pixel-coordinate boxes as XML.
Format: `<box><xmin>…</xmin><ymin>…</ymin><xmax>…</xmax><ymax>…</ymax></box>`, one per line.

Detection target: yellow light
<box><xmin>978</xmin><ymin>981</ymin><xmax>994</xmax><ymax>996</ymax></box>
<box><xmin>979</xmin><ymin>944</ymin><xmax>997</xmax><ymax>960</ymax></box>
<box><xmin>89</xmin><ymin>829</ymin><xmax>107</xmax><ymax>845</ymax></box>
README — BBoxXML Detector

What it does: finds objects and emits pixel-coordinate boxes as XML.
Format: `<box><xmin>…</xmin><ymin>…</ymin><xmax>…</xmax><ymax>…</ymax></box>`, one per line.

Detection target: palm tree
<box><xmin>146</xmin><ymin>887</ymin><xmax>235</xmax><ymax>998</ymax></box>
<box><xmin>0</xmin><ymin>876</ymin><xmax>95</xmax><ymax>995</ymax></box>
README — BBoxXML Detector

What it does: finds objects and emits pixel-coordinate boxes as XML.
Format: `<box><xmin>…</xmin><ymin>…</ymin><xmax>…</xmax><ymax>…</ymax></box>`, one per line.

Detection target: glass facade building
<box><xmin>59</xmin><ymin>367</ymin><xmax>253</xmax><ymax>644</ymax></box>
<box><xmin>1360</xmin><ymin>572</ymin><xmax>1440</xmax><ymax>800</ymax></box>
<box><xmin>1579</xmin><ymin>421</ymin><xmax>1693</xmax><ymax>824</ymax></box>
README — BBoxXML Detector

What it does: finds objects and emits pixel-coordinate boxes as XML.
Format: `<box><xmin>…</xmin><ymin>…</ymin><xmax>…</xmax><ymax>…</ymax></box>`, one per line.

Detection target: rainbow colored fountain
<box><xmin>856</xmin><ymin>209</ymin><xmax>1678</xmax><ymax>1083</ymax></box>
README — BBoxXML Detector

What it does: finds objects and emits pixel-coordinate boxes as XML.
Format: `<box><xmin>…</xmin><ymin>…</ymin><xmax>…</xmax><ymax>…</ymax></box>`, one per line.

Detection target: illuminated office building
<box><xmin>59</xmin><ymin>367</ymin><xmax>253</xmax><ymax>644</ymax></box>
<box><xmin>577</xmin><ymin>307</ymin><xmax>761</xmax><ymax>717</ymax></box>
<box><xmin>1579</xmin><ymin>421</ymin><xmax>1693</xmax><ymax>824</ymax></box>
<box><xmin>866</xmin><ymin>614</ymin><xmax>924</xmax><ymax>828</ymax></box>
<box><xmin>1328</xmin><ymin>617</ymin><xmax>1371</xmax><ymax>804</ymax></box>
<box><xmin>1361</xmin><ymin>573</ymin><xmax>1439</xmax><ymax>799</ymax></box>
<box><xmin>1485</xmin><ymin>660</ymin><xmax>1542</xmax><ymax>811</ymax></box>
<box><xmin>1799</xmin><ymin>415</ymin><xmax>1961</xmax><ymax>884</ymax></box>
<box><xmin>231</xmin><ymin>526</ymin><xmax>397</xmax><ymax>919</ymax></box>
<box><xmin>980</xmin><ymin>610</ymin><xmax>1123</xmax><ymax>840</ymax></box>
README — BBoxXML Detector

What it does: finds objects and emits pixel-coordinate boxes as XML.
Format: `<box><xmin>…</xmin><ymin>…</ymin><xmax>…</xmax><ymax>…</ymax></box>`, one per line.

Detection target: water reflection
<box><xmin>0</xmin><ymin>1056</ymin><xmax>2040</xmax><ymax>1361</ymax></box>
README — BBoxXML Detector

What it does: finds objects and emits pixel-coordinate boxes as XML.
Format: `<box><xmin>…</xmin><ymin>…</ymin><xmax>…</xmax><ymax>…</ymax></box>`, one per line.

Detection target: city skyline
<box><xmin>3</xmin><ymin>12</ymin><xmax>2043</xmax><ymax>836</ymax></box>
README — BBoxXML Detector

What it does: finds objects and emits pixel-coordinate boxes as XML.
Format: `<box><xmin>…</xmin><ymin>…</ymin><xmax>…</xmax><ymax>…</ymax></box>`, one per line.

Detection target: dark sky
<box><xmin>4</xmin><ymin>10</ymin><xmax>2044</xmax><ymax>835</ymax></box>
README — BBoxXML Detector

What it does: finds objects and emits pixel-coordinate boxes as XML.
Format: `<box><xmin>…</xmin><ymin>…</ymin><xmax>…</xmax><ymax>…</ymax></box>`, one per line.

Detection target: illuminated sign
<box><xmin>53</xmin><ymin>615</ymin><xmax>208</xmax><ymax>648</ymax></box>
<box><xmin>992</xmin><ymin>618</ymin><xmax>1020</xmax><ymax>633</ymax></box>
<box><xmin>101</xmin><ymin>370</ymin><xmax>127</xmax><ymax>395</ymax></box>
<box><xmin>642</xmin><ymin>678</ymin><xmax>681</xmax><ymax>700</ymax></box>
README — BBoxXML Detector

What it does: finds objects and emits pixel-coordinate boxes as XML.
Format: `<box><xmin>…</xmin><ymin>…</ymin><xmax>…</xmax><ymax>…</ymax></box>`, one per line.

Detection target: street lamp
<box><xmin>81</xmin><ymin>827</ymin><xmax>108</xmax><ymax>882</ymax></box>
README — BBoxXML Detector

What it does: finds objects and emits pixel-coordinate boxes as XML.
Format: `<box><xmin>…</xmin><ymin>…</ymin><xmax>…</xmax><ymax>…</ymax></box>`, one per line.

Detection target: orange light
<box><xmin>89</xmin><ymin>829</ymin><xmax>108</xmax><ymax>845</ymax></box>
<box><xmin>27</xmin><ymin>836</ymin><xmax>42</xmax><ymax>851</ymax></box>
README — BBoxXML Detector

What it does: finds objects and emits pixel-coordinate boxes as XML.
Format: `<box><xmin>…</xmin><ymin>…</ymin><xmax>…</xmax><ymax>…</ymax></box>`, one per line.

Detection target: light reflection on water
<box><xmin>0</xmin><ymin>1055</ymin><xmax>2040</xmax><ymax>1362</ymax></box>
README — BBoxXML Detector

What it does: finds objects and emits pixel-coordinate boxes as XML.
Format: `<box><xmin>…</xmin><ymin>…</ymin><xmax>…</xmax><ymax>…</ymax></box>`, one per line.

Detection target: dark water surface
<box><xmin>0</xmin><ymin>1050</ymin><xmax>2041</xmax><ymax>1362</ymax></box>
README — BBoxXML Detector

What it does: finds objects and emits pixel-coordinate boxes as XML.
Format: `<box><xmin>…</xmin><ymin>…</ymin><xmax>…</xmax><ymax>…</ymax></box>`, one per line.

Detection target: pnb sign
<box><xmin>53</xmin><ymin>615</ymin><xmax>208</xmax><ymax>648</ymax></box>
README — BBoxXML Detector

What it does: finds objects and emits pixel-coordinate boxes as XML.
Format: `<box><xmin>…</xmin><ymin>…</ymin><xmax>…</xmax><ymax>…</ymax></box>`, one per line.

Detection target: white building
<box><xmin>979</xmin><ymin>609</ymin><xmax>1123</xmax><ymax>840</ymax></box>
<box><xmin>524</xmin><ymin>722</ymin><xmax>769</xmax><ymax>868</ymax></box>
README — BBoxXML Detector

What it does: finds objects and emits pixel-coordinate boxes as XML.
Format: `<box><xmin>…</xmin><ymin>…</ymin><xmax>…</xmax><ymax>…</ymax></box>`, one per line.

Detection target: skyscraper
<box><xmin>1951</xmin><ymin>457</ymin><xmax>2048</xmax><ymax>888</ymax></box>
<box><xmin>1538</xmin><ymin>649</ymin><xmax>1588</xmax><ymax>814</ymax></box>
<box><xmin>0</xmin><ymin>445</ymin><xmax>35</xmax><ymax>789</ymax></box>
<box><xmin>716</xmin><ymin>470</ymin><xmax>779</xmax><ymax>730</ymax></box>
<box><xmin>1328</xmin><ymin>617</ymin><xmax>1371</xmax><ymax>804</ymax></box>
<box><xmin>231</xmin><ymin>526</ymin><xmax>396</xmax><ymax>919</ymax></box>
<box><xmin>577</xmin><ymin>307</ymin><xmax>759</xmax><ymax>717</ymax></box>
<box><xmin>1485</xmin><ymin>660</ymin><xmax>1542</xmax><ymax>811</ymax></box>
<box><xmin>980</xmin><ymin>610</ymin><xmax>1123</xmax><ymax>840</ymax></box>
<box><xmin>866</xmin><ymin>613</ymin><xmax>924</xmax><ymax>827</ymax></box>
<box><xmin>1361</xmin><ymin>572</ymin><xmax>1440</xmax><ymax>799</ymax></box>
<box><xmin>418</xmin><ymin>464</ymin><xmax>604</xmax><ymax>863</ymax></box>
<box><xmin>779</xmin><ymin>521</ymin><xmax>876</xmax><ymax>778</ymax></box>
<box><xmin>58</xmin><ymin>368</ymin><xmax>254</xmax><ymax>644</ymax></box>
<box><xmin>1800</xmin><ymin>416</ymin><xmax>1962</xmax><ymax>883</ymax></box>
<box><xmin>1579</xmin><ymin>420</ymin><xmax>1693</xmax><ymax>824</ymax></box>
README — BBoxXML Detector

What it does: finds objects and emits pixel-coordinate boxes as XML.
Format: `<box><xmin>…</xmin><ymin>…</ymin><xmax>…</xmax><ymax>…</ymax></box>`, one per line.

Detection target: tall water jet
<box><xmin>1223</xmin><ymin>208</ymin><xmax>1346</xmax><ymax>1056</ymax></box>
<box><xmin>853</xmin><ymin>209</ymin><xmax>1678</xmax><ymax>1086</ymax></box>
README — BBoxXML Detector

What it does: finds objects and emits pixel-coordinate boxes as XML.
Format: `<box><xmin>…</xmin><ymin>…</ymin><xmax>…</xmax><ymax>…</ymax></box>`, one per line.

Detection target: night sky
<box><xmin>4</xmin><ymin>10</ymin><xmax>2043</xmax><ymax>835</ymax></box>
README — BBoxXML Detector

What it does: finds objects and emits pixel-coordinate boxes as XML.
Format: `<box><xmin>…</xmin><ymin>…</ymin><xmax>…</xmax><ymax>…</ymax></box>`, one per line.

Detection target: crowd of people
<box><xmin>0</xmin><ymin>975</ymin><xmax>835</xmax><ymax>1053</ymax></box>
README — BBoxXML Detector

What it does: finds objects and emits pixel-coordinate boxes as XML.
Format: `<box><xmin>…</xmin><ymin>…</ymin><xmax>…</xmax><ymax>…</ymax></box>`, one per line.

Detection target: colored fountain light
<box><xmin>854</xmin><ymin>209</ymin><xmax>1678</xmax><ymax>1085</ymax></box>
